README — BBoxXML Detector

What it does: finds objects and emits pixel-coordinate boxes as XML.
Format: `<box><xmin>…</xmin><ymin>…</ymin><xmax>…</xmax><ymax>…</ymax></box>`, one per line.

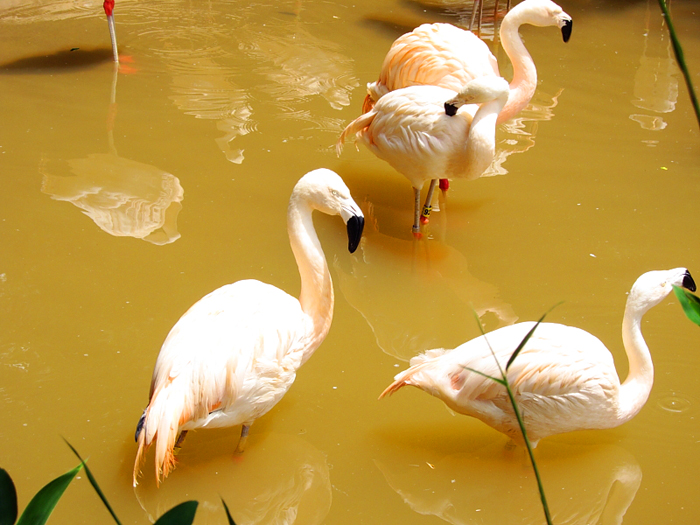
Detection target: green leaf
<box><xmin>506</xmin><ymin>302</ymin><xmax>562</xmax><ymax>371</ymax></box>
<box><xmin>16</xmin><ymin>463</ymin><xmax>82</xmax><ymax>525</ymax></box>
<box><xmin>63</xmin><ymin>439</ymin><xmax>122</xmax><ymax>525</ymax></box>
<box><xmin>154</xmin><ymin>501</ymin><xmax>198</xmax><ymax>525</ymax></box>
<box><xmin>0</xmin><ymin>468</ymin><xmax>18</xmax><ymax>525</ymax></box>
<box><xmin>220</xmin><ymin>497</ymin><xmax>237</xmax><ymax>525</ymax></box>
<box><xmin>464</xmin><ymin>367</ymin><xmax>504</xmax><ymax>385</ymax></box>
<box><xmin>673</xmin><ymin>285</ymin><xmax>700</xmax><ymax>326</ymax></box>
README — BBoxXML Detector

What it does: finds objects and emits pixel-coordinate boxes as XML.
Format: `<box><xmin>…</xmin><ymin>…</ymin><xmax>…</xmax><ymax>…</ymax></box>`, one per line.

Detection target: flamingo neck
<box><xmin>287</xmin><ymin>199</ymin><xmax>334</xmax><ymax>362</ymax></box>
<box><xmin>617</xmin><ymin>299</ymin><xmax>655</xmax><ymax>423</ymax></box>
<box><xmin>498</xmin><ymin>14</ymin><xmax>537</xmax><ymax>124</ymax></box>
<box><xmin>463</xmin><ymin>98</ymin><xmax>505</xmax><ymax>180</ymax></box>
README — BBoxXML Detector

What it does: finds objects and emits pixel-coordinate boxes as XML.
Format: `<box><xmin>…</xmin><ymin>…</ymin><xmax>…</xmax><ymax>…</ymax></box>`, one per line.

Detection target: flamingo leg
<box><xmin>420</xmin><ymin>179</ymin><xmax>438</xmax><ymax>226</ymax></box>
<box><xmin>412</xmin><ymin>187</ymin><xmax>422</xmax><ymax>235</ymax></box>
<box><xmin>234</xmin><ymin>424</ymin><xmax>250</xmax><ymax>454</ymax></box>
<box><xmin>173</xmin><ymin>430</ymin><xmax>188</xmax><ymax>456</ymax></box>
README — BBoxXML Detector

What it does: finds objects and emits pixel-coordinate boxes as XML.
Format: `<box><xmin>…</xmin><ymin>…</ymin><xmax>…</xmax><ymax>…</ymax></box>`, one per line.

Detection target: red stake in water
<box><xmin>103</xmin><ymin>0</ymin><xmax>118</xmax><ymax>63</ymax></box>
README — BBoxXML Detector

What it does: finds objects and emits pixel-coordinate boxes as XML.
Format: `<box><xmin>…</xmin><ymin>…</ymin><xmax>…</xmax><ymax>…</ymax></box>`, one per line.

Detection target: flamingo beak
<box><xmin>562</xmin><ymin>19</ymin><xmax>572</xmax><ymax>43</ymax></box>
<box><xmin>341</xmin><ymin>204</ymin><xmax>364</xmax><ymax>253</ymax></box>
<box><xmin>683</xmin><ymin>270</ymin><xmax>696</xmax><ymax>292</ymax></box>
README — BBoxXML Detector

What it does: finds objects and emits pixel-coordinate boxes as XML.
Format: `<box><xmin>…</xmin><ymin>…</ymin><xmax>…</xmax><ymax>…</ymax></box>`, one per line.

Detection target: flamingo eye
<box><xmin>330</xmin><ymin>189</ymin><xmax>341</xmax><ymax>198</ymax></box>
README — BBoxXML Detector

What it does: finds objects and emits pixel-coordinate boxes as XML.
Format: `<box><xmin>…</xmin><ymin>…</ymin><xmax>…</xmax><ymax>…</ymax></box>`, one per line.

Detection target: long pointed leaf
<box><xmin>464</xmin><ymin>367</ymin><xmax>505</xmax><ymax>386</ymax></box>
<box><xmin>673</xmin><ymin>285</ymin><xmax>700</xmax><ymax>326</ymax></box>
<box><xmin>505</xmin><ymin>302</ymin><xmax>562</xmax><ymax>371</ymax></box>
<box><xmin>16</xmin><ymin>463</ymin><xmax>82</xmax><ymax>525</ymax></box>
<box><xmin>220</xmin><ymin>497</ymin><xmax>237</xmax><ymax>525</ymax></box>
<box><xmin>154</xmin><ymin>501</ymin><xmax>198</xmax><ymax>525</ymax></box>
<box><xmin>63</xmin><ymin>439</ymin><xmax>122</xmax><ymax>525</ymax></box>
<box><xmin>0</xmin><ymin>468</ymin><xmax>18</xmax><ymax>525</ymax></box>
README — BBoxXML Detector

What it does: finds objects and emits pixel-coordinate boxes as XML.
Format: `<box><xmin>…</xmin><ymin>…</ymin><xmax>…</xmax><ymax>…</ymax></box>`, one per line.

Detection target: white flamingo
<box><xmin>363</xmin><ymin>0</ymin><xmax>573</xmax><ymax>122</ymax></box>
<box><xmin>133</xmin><ymin>169</ymin><xmax>364</xmax><ymax>486</ymax></box>
<box><xmin>337</xmin><ymin>76</ymin><xmax>509</xmax><ymax>235</ymax></box>
<box><xmin>380</xmin><ymin>268</ymin><xmax>696</xmax><ymax>447</ymax></box>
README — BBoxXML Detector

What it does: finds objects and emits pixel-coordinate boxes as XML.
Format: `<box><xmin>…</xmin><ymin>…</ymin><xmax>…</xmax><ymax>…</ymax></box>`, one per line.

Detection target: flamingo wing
<box><xmin>367</xmin><ymin>23</ymin><xmax>499</xmax><ymax>107</ymax></box>
<box><xmin>357</xmin><ymin>86</ymin><xmax>473</xmax><ymax>188</ymax></box>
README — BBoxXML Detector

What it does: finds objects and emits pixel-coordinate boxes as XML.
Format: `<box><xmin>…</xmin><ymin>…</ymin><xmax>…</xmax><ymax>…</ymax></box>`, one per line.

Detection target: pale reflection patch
<box><xmin>133</xmin><ymin>432</ymin><xmax>331</xmax><ymax>525</ymax></box>
<box><xmin>335</xmin><ymin>201</ymin><xmax>517</xmax><ymax>361</ymax></box>
<box><xmin>375</xmin><ymin>439</ymin><xmax>642</xmax><ymax>525</ymax></box>
<box><xmin>629</xmin><ymin>0</ymin><xmax>679</xmax><ymax>131</ymax></box>
<box><xmin>42</xmin><ymin>154</ymin><xmax>184</xmax><ymax>245</ymax></box>
<box><xmin>40</xmin><ymin>65</ymin><xmax>184</xmax><ymax>245</ymax></box>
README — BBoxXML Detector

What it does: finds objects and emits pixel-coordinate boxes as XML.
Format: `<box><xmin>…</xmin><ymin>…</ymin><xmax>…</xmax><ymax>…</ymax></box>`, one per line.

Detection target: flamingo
<box><xmin>133</xmin><ymin>169</ymin><xmax>365</xmax><ymax>486</ymax></box>
<box><xmin>380</xmin><ymin>268</ymin><xmax>696</xmax><ymax>447</ymax></box>
<box><xmin>103</xmin><ymin>0</ymin><xmax>118</xmax><ymax>63</ymax></box>
<box><xmin>362</xmin><ymin>0</ymin><xmax>571</xmax><ymax>198</ymax></box>
<box><xmin>363</xmin><ymin>0</ymin><xmax>573</xmax><ymax>120</ymax></box>
<box><xmin>337</xmin><ymin>76</ymin><xmax>510</xmax><ymax>235</ymax></box>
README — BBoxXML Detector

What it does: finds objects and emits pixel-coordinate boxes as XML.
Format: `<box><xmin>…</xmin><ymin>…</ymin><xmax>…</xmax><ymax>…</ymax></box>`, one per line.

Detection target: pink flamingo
<box><xmin>380</xmin><ymin>268</ymin><xmax>695</xmax><ymax>447</ymax></box>
<box><xmin>362</xmin><ymin>0</ymin><xmax>572</xmax><ymax>199</ymax></box>
<box><xmin>338</xmin><ymin>76</ymin><xmax>510</xmax><ymax>235</ymax></box>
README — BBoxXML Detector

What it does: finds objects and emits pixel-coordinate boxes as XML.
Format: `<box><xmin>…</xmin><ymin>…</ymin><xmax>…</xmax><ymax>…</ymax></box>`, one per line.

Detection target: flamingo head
<box><xmin>444</xmin><ymin>76</ymin><xmax>510</xmax><ymax>117</ymax></box>
<box><xmin>627</xmin><ymin>268</ymin><xmax>696</xmax><ymax>315</ymax></box>
<box><xmin>291</xmin><ymin>168</ymin><xmax>365</xmax><ymax>253</ymax></box>
<box><xmin>510</xmin><ymin>0</ymin><xmax>572</xmax><ymax>43</ymax></box>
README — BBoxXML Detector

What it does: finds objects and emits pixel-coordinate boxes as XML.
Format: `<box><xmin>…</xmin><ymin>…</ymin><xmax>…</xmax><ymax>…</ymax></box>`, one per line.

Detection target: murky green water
<box><xmin>1</xmin><ymin>0</ymin><xmax>699</xmax><ymax>523</ymax></box>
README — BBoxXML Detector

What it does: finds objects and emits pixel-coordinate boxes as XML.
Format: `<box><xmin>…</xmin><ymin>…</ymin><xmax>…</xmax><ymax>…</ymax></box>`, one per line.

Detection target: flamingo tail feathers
<box><xmin>336</xmin><ymin>111</ymin><xmax>375</xmax><ymax>157</ymax></box>
<box><xmin>132</xmin><ymin>384</ymin><xmax>191</xmax><ymax>487</ymax></box>
<box><xmin>378</xmin><ymin>348</ymin><xmax>449</xmax><ymax>400</ymax></box>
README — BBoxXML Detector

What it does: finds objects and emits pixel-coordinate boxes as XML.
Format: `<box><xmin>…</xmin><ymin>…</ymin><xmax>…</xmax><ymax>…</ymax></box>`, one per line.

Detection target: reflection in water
<box><xmin>375</xmin><ymin>440</ymin><xmax>642</xmax><ymax>525</ymax></box>
<box><xmin>629</xmin><ymin>0</ymin><xmax>679</xmax><ymax>131</ymax></box>
<box><xmin>41</xmin><ymin>66</ymin><xmax>184</xmax><ymax>245</ymax></box>
<box><xmin>166</xmin><ymin>51</ymin><xmax>254</xmax><ymax>164</ymax></box>
<box><xmin>239</xmin><ymin>20</ymin><xmax>359</xmax><ymax>113</ymax></box>
<box><xmin>335</xmin><ymin>202</ymin><xmax>517</xmax><ymax>361</ymax></box>
<box><xmin>133</xmin><ymin>432</ymin><xmax>332</xmax><ymax>525</ymax></box>
<box><xmin>140</xmin><ymin>2</ymin><xmax>358</xmax><ymax>163</ymax></box>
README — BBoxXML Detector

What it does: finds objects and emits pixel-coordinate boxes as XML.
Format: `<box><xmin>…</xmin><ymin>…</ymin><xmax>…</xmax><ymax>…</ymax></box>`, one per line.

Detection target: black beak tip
<box><xmin>562</xmin><ymin>19</ymin><xmax>572</xmax><ymax>43</ymax></box>
<box><xmin>444</xmin><ymin>102</ymin><xmax>458</xmax><ymax>117</ymax></box>
<box><xmin>683</xmin><ymin>270</ymin><xmax>696</xmax><ymax>292</ymax></box>
<box><xmin>346</xmin><ymin>215</ymin><xmax>364</xmax><ymax>253</ymax></box>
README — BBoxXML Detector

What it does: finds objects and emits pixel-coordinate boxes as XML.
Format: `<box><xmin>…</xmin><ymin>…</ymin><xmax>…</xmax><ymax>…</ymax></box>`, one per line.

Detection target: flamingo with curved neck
<box><xmin>380</xmin><ymin>268</ymin><xmax>696</xmax><ymax>447</ymax></box>
<box><xmin>338</xmin><ymin>76</ymin><xmax>510</xmax><ymax>235</ymax></box>
<box><xmin>133</xmin><ymin>169</ymin><xmax>364</xmax><ymax>486</ymax></box>
<box><xmin>363</xmin><ymin>0</ymin><xmax>573</xmax><ymax>125</ymax></box>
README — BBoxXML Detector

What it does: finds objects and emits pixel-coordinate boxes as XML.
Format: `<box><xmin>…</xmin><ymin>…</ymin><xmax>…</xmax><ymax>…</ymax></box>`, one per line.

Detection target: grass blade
<box><xmin>673</xmin><ymin>285</ymin><xmax>700</xmax><ymax>326</ymax></box>
<box><xmin>63</xmin><ymin>439</ymin><xmax>122</xmax><ymax>525</ymax></box>
<box><xmin>0</xmin><ymin>468</ymin><xmax>18</xmax><ymax>525</ymax></box>
<box><xmin>657</xmin><ymin>0</ymin><xmax>700</xmax><ymax>128</ymax></box>
<box><xmin>220</xmin><ymin>497</ymin><xmax>237</xmax><ymax>525</ymax></box>
<box><xmin>16</xmin><ymin>463</ymin><xmax>82</xmax><ymax>525</ymax></box>
<box><xmin>154</xmin><ymin>501</ymin><xmax>198</xmax><ymax>525</ymax></box>
<box><xmin>464</xmin><ymin>367</ymin><xmax>504</xmax><ymax>385</ymax></box>
<box><xmin>506</xmin><ymin>302</ymin><xmax>562</xmax><ymax>371</ymax></box>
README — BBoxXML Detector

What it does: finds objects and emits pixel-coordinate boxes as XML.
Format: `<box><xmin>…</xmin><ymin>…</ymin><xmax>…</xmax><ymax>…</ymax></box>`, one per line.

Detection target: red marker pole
<box><xmin>103</xmin><ymin>0</ymin><xmax>118</xmax><ymax>63</ymax></box>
